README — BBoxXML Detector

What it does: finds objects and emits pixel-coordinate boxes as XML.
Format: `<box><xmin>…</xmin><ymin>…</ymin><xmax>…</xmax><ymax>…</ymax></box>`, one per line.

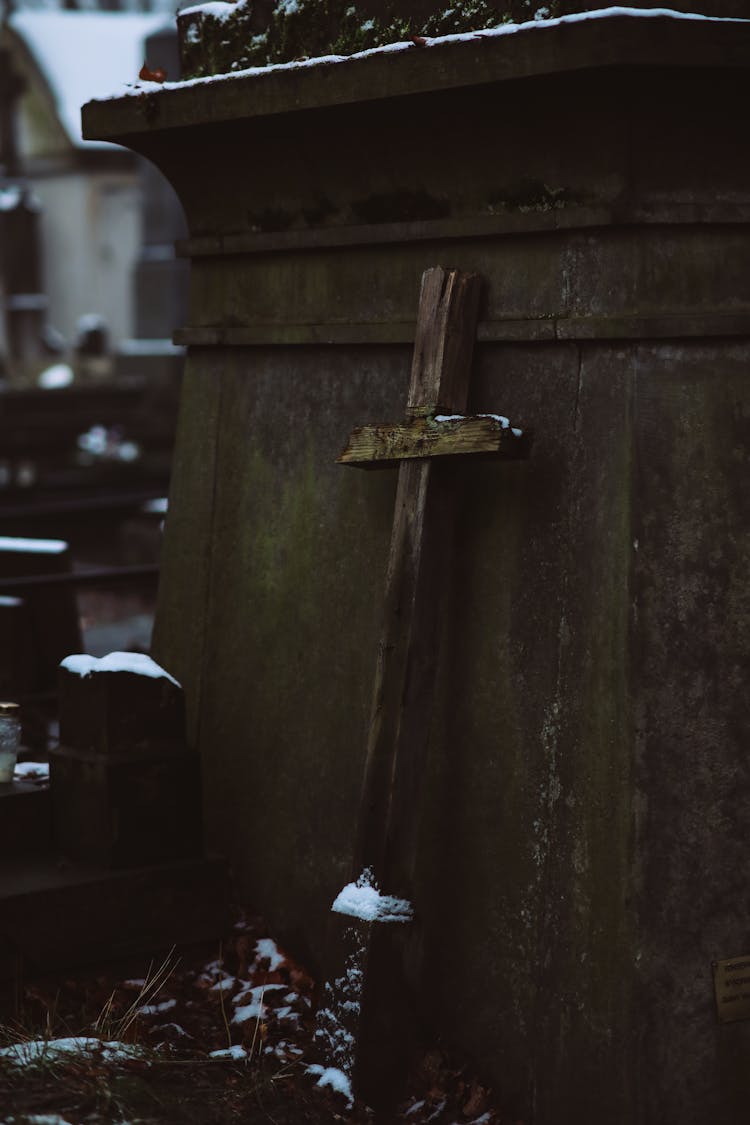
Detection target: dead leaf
<box><xmin>139</xmin><ymin>62</ymin><xmax>167</xmax><ymax>82</ymax></box>
<box><xmin>250</xmin><ymin>968</ymin><xmax>286</xmax><ymax>987</ymax></box>
<box><xmin>415</xmin><ymin>1047</ymin><xmax>447</xmax><ymax>1088</ymax></box>
<box><xmin>288</xmin><ymin>965</ymin><xmax>315</xmax><ymax>993</ymax></box>
<box><xmin>462</xmin><ymin>1080</ymin><xmax>489</xmax><ymax>1117</ymax></box>
<box><xmin>235</xmin><ymin>935</ymin><xmax>250</xmax><ymax>977</ymax></box>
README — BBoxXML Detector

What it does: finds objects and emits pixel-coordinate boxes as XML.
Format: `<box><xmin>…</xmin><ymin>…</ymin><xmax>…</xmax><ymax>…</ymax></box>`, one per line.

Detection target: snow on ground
<box><xmin>255</xmin><ymin>936</ymin><xmax>286</xmax><ymax>970</ymax></box>
<box><xmin>0</xmin><ymin>1037</ymin><xmax>144</xmax><ymax>1067</ymax></box>
<box><xmin>307</xmin><ymin>1063</ymin><xmax>354</xmax><ymax>1107</ymax></box>
<box><xmin>0</xmin><ymin>912</ymin><xmax>507</xmax><ymax>1122</ymax></box>
<box><xmin>135</xmin><ymin>998</ymin><xmax>177</xmax><ymax>1017</ymax></box>
<box><xmin>2</xmin><ymin>1115</ymin><xmax>77</xmax><ymax>1125</ymax></box>
<box><xmin>209</xmin><ymin>1043</ymin><xmax>249</xmax><ymax>1060</ymax></box>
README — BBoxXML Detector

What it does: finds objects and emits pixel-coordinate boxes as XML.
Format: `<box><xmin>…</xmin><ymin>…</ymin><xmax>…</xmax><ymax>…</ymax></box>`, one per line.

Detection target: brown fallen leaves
<box><xmin>402</xmin><ymin>1047</ymin><xmax>526</xmax><ymax>1124</ymax></box>
<box><xmin>3</xmin><ymin>910</ymin><xmax>519</xmax><ymax>1124</ymax></box>
<box><xmin>139</xmin><ymin>62</ymin><xmax>167</xmax><ymax>83</ymax></box>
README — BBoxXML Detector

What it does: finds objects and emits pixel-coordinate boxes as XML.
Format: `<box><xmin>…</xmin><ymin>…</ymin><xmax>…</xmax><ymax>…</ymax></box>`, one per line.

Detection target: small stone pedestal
<box><xmin>1</xmin><ymin>655</ymin><xmax>227</xmax><ymax>993</ymax></box>
<box><xmin>50</xmin><ymin>653</ymin><xmax>202</xmax><ymax>867</ymax></box>
<box><xmin>0</xmin><ymin>781</ymin><xmax>51</xmax><ymax>857</ymax></box>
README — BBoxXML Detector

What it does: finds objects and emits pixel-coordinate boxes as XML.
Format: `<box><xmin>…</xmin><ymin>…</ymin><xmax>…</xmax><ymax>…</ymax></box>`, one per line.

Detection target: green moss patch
<box><xmin>178</xmin><ymin>0</ymin><xmax>563</xmax><ymax>79</ymax></box>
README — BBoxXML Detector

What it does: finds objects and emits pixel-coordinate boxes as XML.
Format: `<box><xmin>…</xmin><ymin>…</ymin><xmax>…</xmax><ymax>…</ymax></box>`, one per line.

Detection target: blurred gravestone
<box><xmin>0</xmin><ymin>537</ymin><xmax>81</xmax><ymax>692</ymax></box>
<box><xmin>0</xmin><ymin>595</ymin><xmax>33</xmax><ymax>700</ymax></box>
<box><xmin>0</xmin><ymin>537</ymin><xmax>82</xmax><ymax>748</ymax></box>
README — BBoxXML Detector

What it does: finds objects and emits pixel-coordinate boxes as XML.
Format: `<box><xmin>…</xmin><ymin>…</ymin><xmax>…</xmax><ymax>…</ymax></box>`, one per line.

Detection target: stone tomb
<box><xmin>51</xmin><ymin>652</ymin><xmax>200</xmax><ymax>868</ymax></box>
<box><xmin>84</xmin><ymin>10</ymin><xmax>750</xmax><ymax>1125</ymax></box>
<box><xmin>0</xmin><ymin>653</ymin><xmax>225</xmax><ymax>992</ymax></box>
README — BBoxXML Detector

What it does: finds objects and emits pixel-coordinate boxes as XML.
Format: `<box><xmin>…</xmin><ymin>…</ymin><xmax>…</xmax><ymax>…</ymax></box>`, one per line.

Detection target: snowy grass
<box><xmin>0</xmin><ymin>945</ymin><xmax>178</xmax><ymax>1096</ymax></box>
<box><xmin>93</xmin><ymin>946</ymin><xmax>180</xmax><ymax>1042</ymax></box>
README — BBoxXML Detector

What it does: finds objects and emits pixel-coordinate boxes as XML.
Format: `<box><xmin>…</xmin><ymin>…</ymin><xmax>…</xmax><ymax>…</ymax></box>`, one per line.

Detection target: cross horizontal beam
<box><xmin>338</xmin><ymin>412</ymin><xmax>527</xmax><ymax>468</ymax></box>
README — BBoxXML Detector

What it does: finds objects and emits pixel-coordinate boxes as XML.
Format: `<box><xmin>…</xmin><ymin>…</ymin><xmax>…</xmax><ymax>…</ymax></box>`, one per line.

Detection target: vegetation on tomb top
<box><xmin>179</xmin><ymin>0</ymin><xmax>746</xmax><ymax>80</ymax></box>
<box><xmin>179</xmin><ymin>1</ymin><xmax>742</xmax><ymax>79</ymax></box>
<box><xmin>179</xmin><ymin>0</ymin><xmax>563</xmax><ymax>79</ymax></box>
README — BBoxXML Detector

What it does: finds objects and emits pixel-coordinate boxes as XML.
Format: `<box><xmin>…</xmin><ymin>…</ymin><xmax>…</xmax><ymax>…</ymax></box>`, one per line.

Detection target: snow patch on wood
<box><xmin>331</xmin><ymin>867</ymin><xmax>413</xmax><ymax>923</ymax></box>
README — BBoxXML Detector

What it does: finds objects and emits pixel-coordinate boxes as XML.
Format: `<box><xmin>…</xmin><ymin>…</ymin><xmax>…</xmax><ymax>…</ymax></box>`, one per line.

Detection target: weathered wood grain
<box><xmin>338</xmin><ymin>413</ymin><xmax>523</xmax><ymax>467</ymax></box>
<box><xmin>353</xmin><ymin>266</ymin><xmax>481</xmax><ymax>885</ymax></box>
<box><xmin>326</xmin><ymin>266</ymin><xmax>528</xmax><ymax>1109</ymax></box>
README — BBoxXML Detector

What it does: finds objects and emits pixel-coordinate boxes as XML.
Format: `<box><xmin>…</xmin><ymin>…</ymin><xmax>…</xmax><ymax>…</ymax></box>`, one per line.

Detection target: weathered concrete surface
<box><xmin>86</xmin><ymin>12</ymin><xmax>750</xmax><ymax>1123</ymax></box>
<box><xmin>155</xmin><ymin>347</ymin><xmax>399</xmax><ymax>956</ymax></box>
<box><xmin>631</xmin><ymin>342</ymin><xmax>750</xmax><ymax>1123</ymax></box>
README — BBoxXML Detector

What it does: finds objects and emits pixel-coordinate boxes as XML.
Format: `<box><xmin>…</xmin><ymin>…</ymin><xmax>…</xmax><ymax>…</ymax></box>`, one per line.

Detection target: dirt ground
<box><xmin>0</xmin><ymin>909</ymin><xmax>522</xmax><ymax>1125</ymax></box>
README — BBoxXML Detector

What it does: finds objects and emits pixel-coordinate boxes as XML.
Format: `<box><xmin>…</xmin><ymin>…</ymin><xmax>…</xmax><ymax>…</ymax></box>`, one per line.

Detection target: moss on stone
<box><xmin>488</xmin><ymin>179</ymin><xmax>580</xmax><ymax>213</ymax></box>
<box><xmin>178</xmin><ymin>0</ymin><xmax>563</xmax><ymax>80</ymax></box>
<box><xmin>351</xmin><ymin>190</ymin><xmax>451</xmax><ymax>224</ymax></box>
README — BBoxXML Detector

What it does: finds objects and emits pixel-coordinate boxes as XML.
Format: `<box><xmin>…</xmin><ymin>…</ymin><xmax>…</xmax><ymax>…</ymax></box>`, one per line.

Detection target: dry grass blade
<box><xmin>93</xmin><ymin>989</ymin><xmax>117</xmax><ymax>1038</ymax></box>
<box><xmin>248</xmin><ymin>985</ymin><xmax>266</xmax><ymax>1063</ymax></box>
<box><xmin>216</xmin><ymin>944</ymin><xmax>233</xmax><ymax>1053</ymax></box>
<box><xmin>96</xmin><ymin>946</ymin><xmax>180</xmax><ymax>1041</ymax></box>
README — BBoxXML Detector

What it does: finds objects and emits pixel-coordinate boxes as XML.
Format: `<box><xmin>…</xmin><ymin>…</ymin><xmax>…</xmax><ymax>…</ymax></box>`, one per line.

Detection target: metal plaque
<box><xmin>713</xmin><ymin>955</ymin><xmax>750</xmax><ymax>1023</ymax></box>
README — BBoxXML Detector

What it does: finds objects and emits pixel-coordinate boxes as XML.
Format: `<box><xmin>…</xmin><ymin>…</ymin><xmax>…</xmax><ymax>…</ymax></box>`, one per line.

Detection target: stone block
<box><xmin>0</xmin><ymin>537</ymin><xmax>81</xmax><ymax>692</ymax></box>
<box><xmin>0</xmin><ymin>781</ymin><xmax>51</xmax><ymax>857</ymax></box>
<box><xmin>49</xmin><ymin>744</ymin><xmax>202</xmax><ymax>868</ymax></box>
<box><xmin>0</xmin><ymin>854</ymin><xmax>229</xmax><ymax>985</ymax></box>
<box><xmin>58</xmin><ymin>652</ymin><xmax>186</xmax><ymax>755</ymax></box>
<box><xmin>0</xmin><ymin>596</ymin><xmax>33</xmax><ymax>700</ymax></box>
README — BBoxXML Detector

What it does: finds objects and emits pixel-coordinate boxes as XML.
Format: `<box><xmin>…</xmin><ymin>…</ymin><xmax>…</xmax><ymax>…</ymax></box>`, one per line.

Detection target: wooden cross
<box><xmin>339</xmin><ymin>264</ymin><xmax>526</xmax><ymax>896</ymax></box>
<box><xmin>332</xmin><ymin>265</ymin><xmax>529</xmax><ymax>1108</ymax></box>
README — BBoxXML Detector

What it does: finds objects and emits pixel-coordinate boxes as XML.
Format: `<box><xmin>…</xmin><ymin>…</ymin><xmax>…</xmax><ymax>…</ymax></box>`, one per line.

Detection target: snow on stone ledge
<box><xmin>179</xmin><ymin>0</ymin><xmax>239</xmax><ymax>21</ymax></box>
<box><xmin>0</xmin><ymin>535</ymin><xmax>67</xmax><ymax>554</ymax></box>
<box><xmin>60</xmin><ymin>652</ymin><xmax>181</xmax><ymax>688</ymax></box>
<box><xmin>331</xmin><ymin>868</ymin><xmax>413</xmax><ymax>923</ymax></box>
<box><xmin>94</xmin><ymin>6</ymin><xmax>750</xmax><ymax>103</ymax></box>
<box><xmin>14</xmin><ymin>761</ymin><xmax>50</xmax><ymax>781</ymax></box>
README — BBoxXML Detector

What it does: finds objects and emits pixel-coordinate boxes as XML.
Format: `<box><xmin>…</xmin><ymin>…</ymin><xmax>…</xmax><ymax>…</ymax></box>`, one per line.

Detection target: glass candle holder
<box><xmin>0</xmin><ymin>702</ymin><xmax>21</xmax><ymax>783</ymax></box>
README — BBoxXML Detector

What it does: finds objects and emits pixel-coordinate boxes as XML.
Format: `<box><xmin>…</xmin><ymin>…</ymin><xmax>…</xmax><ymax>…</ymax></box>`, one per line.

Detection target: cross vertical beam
<box><xmin>353</xmin><ymin>266</ymin><xmax>481</xmax><ymax>896</ymax></box>
<box><xmin>327</xmin><ymin>266</ymin><xmax>527</xmax><ymax>1111</ymax></box>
